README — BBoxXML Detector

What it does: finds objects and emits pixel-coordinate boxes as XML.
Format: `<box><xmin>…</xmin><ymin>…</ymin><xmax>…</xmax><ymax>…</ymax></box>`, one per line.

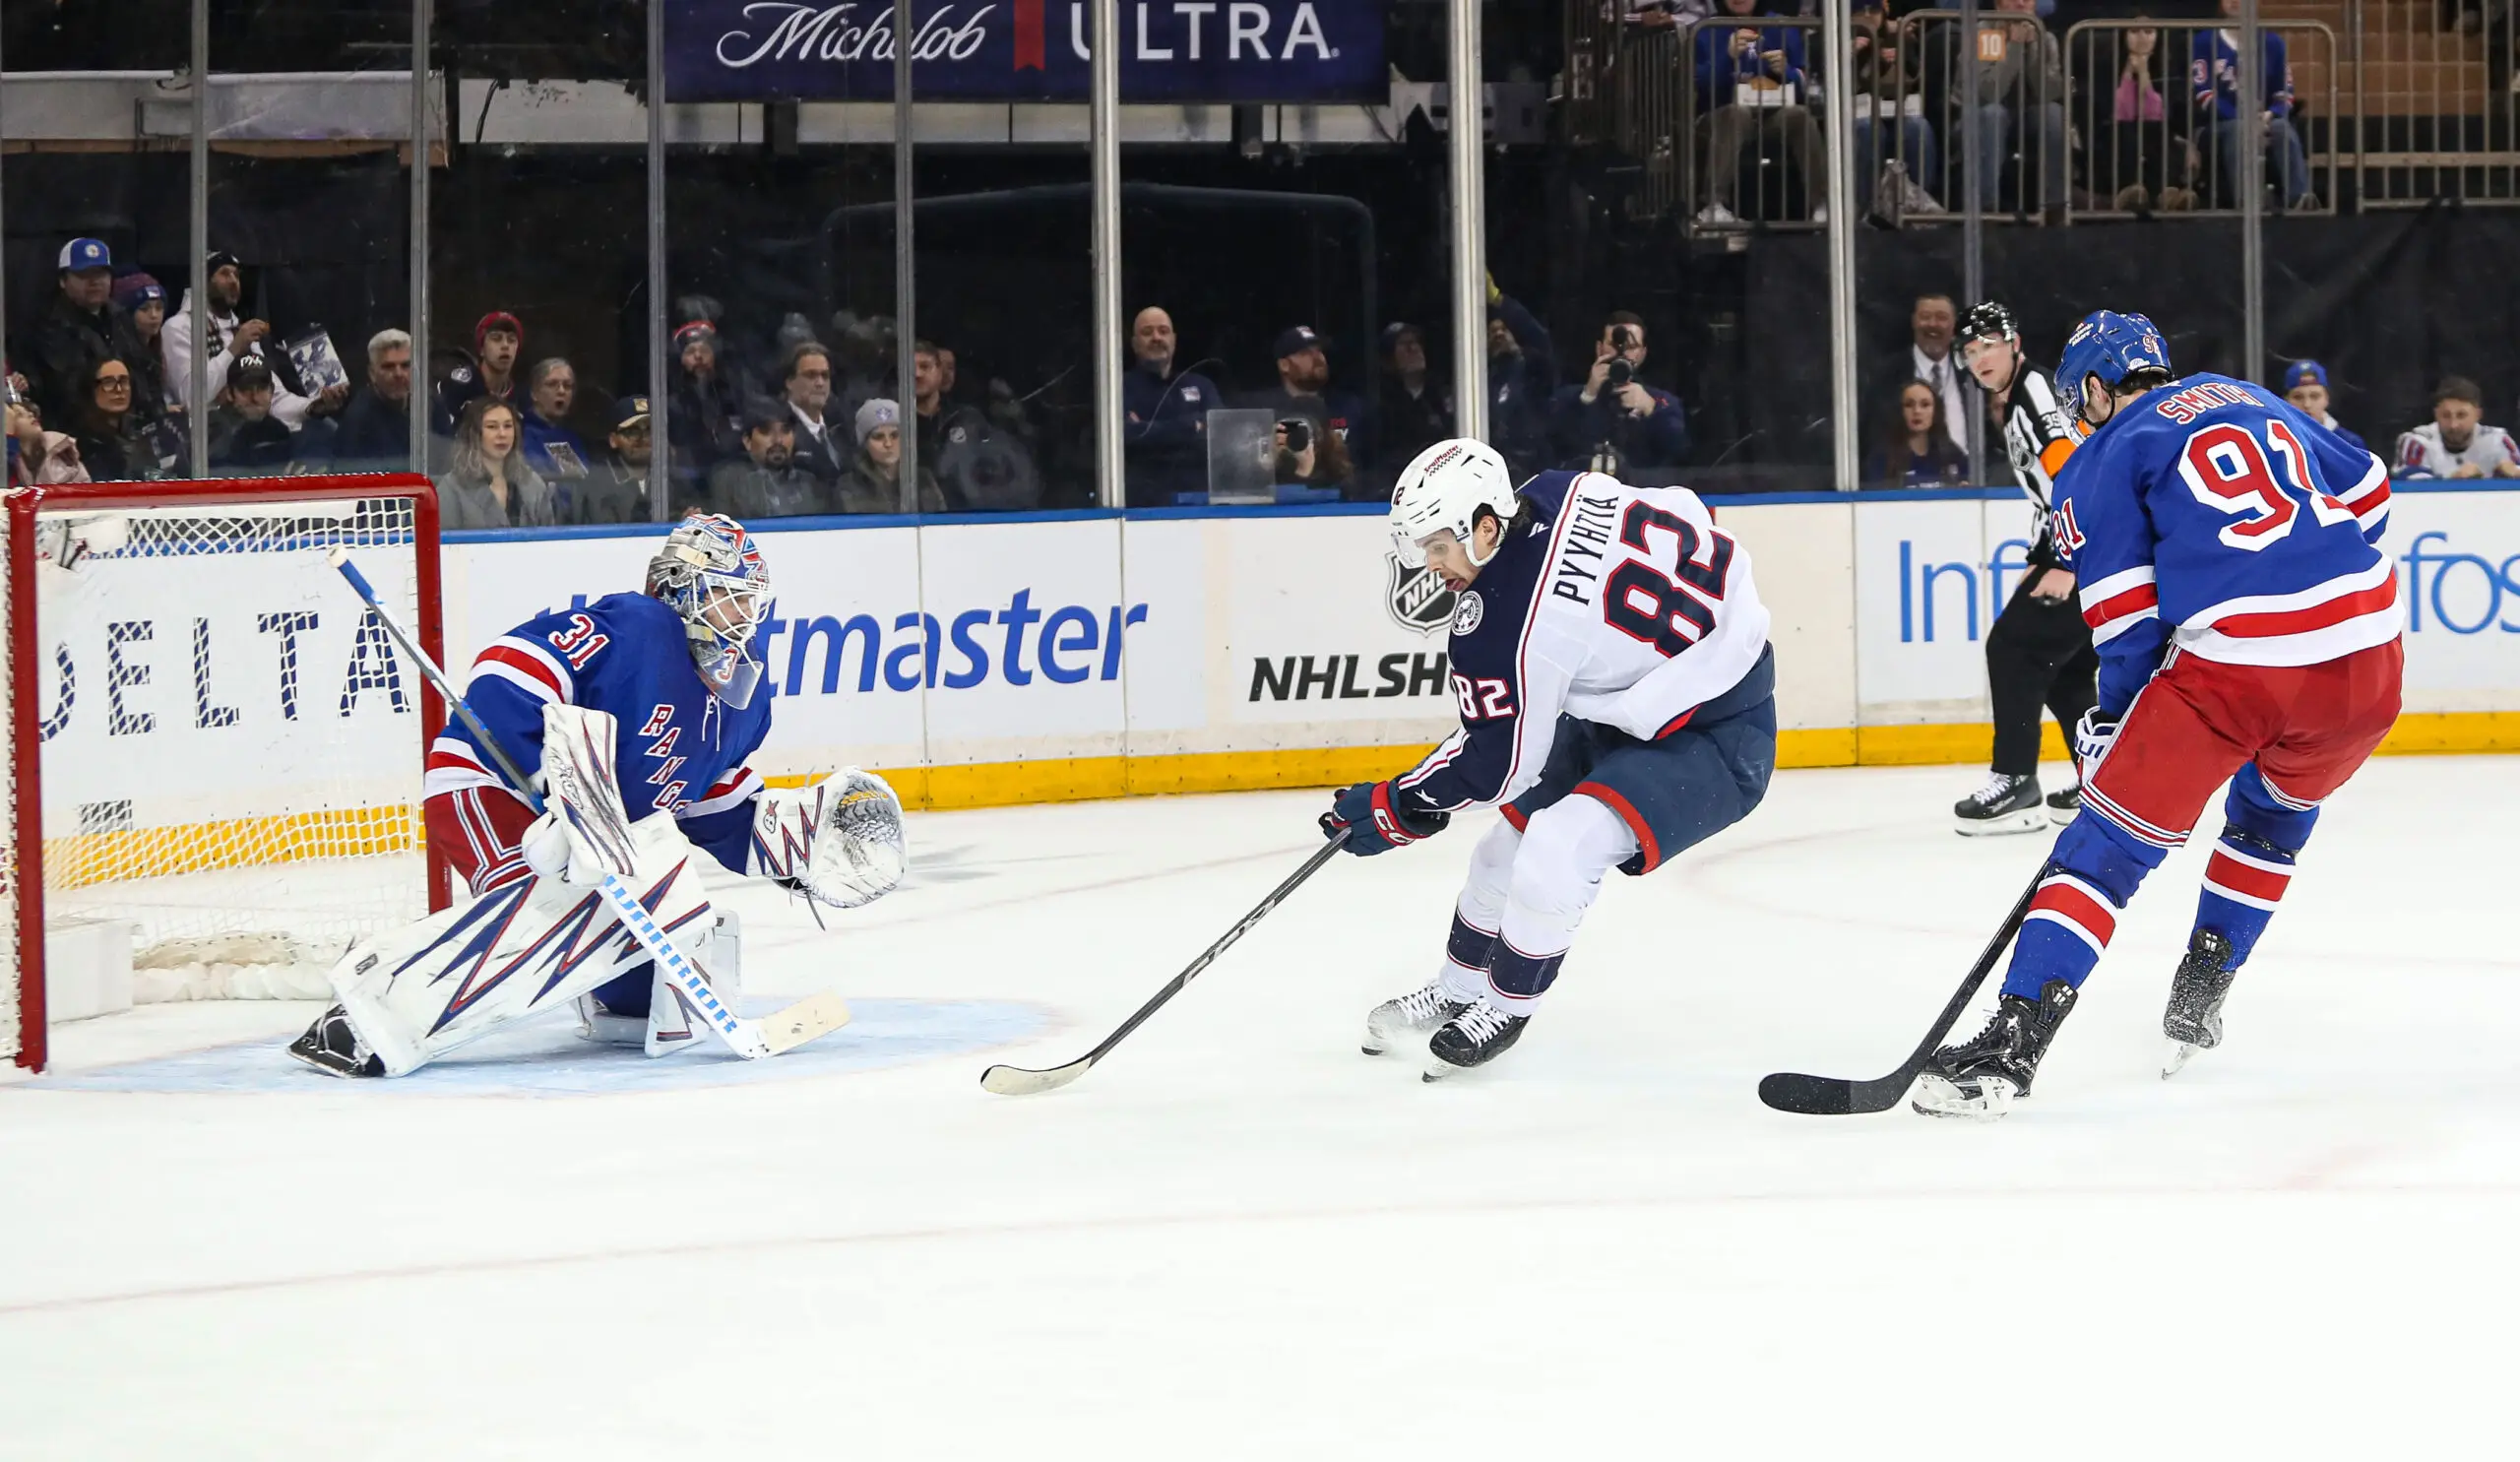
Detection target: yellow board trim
<box><xmin>64</xmin><ymin>712</ymin><xmax>2516</xmax><ymax>879</ymax></box>
<box><xmin>837</xmin><ymin>710</ymin><xmax>2517</xmax><ymax>813</ymax></box>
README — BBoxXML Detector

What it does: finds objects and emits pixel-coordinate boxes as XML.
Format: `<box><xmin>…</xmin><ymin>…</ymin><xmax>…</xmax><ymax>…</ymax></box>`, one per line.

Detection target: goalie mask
<box><xmin>648</xmin><ymin>512</ymin><xmax>772</xmax><ymax>708</ymax></box>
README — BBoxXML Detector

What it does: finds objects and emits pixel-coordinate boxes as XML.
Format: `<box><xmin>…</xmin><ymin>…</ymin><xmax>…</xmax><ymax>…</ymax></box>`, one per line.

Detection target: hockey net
<box><xmin>4</xmin><ymin>477</ymin><xmax>444</xmax><ymax>1071</ymax></box>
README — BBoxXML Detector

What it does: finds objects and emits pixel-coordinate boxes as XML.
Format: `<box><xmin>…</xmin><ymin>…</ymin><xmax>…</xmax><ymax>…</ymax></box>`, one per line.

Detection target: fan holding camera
<box><xmin>1272</xmin><ymin>413</ymin><xmax>1352</xmax><ymax>491</ymax></box>
<box><xmin>1550</xmin><ymin>312</ymin><xmax>1690</xmax><ymax>477</ymax></box>
<box><xmin>1253</xmin><ymin>324</ymin><xmax>1366</xmax><ymax>495</ymax></box>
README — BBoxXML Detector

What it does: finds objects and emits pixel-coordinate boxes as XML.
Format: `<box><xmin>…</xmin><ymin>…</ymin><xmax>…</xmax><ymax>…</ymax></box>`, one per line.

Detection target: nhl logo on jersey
<box><xmin>1450</xmin><ymin>592</ymin><xmax>1484</xmax><ymax>636</ymax></box>
<box><xmin>1385</xmin><ymin>554</ymin><xmax>1458</xmax><ymax>636</ymax></box>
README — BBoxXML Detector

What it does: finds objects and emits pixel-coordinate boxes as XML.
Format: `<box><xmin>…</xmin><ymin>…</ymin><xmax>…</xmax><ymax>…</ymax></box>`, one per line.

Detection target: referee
<box><xmin>1952</xmin><ymin>301</ymin><xmax>2098</xmax><ymax>835</ymax></box>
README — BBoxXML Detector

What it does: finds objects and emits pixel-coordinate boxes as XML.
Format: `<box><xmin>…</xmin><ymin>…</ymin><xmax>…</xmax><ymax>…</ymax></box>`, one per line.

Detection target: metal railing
<box><xmin>2064</xmin><ymin>18</ymin><xmax>2341</xmax><ymax>217</ymax></box>
<box><xmin>1581</xmin><ymin>3</ymin><xmax>2516</xmax><ymax>225</ymax></box>
<box><xmin>1659</xmin><ymin>16</ymin><xmax>1831</xmax><ymax>232</ymax></box>
<box><xmin>2350</xmin><ymin>0</ymin><xmax>2520</xmax><ymax>207</ymax></box>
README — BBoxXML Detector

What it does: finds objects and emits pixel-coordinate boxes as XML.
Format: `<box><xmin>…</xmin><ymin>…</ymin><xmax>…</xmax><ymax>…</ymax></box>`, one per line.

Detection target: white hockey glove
<box><xmin>2073</xmin><ymin>708</ymin><xmax>2121</xmax><ymax>775</ymax></box>
<box><xmin>520</xmin><ymin>805</ymin><xmax>605</xmax><ymax>887</ymax></box>
<box><xmin>747</xmin><ymin>768</ymin><xmax>908</xmax><ymax>909</ymax></box>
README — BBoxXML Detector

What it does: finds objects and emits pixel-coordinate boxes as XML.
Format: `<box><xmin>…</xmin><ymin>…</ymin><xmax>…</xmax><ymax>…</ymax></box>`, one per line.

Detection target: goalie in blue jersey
<box><xmin>289</xmin><ymin>513</ymin><xmax>910</xmax><ymax>1078</ymax></box>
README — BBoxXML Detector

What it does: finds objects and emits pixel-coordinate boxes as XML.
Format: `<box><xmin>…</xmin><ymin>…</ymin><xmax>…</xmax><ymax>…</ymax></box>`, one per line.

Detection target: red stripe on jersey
<box><xmin>1574</xmin><ymin>780</ymin><xmax>1663</xmax><ymax>873</ymax></box>
<box><xmin>1499</xmin><ymin>802</ymin><xmax>1529</xmax><ymax>833</ymax></box>
<box><xmin>1654</xmin><ymin>706</ymin><xmax>1697</xmax><ymax>738</ymax></box>
<box><xmin>2339</xmin><ymin>476</ymin><xmax>2389</xmax><ymax>510</ymax></box>
<box><xmin>477</xmin><ymin>643</ymin><xmax>567</xmax><ymax>700</ymax></box>
<box><xmin>2030</xmin><ymin>879</ymin><xmax>2118</xmax><ymax>946</ymax></box>
<box><xmin>2211</xmin><ymin>576</ymin><xmax>2397</xmax><ymax>640</ymax></box>
<box><xmin>2082</xmin><ymin>582</ymin><xmax>2160</xmax><ymax>631</ymax></box>
<box><xmin>2205</xmin><ymin>851</ymin><xmax>2292</xmax><ymax>903</ymax></box>
<box><xmin>427</xmin><ymin>745</ymin><xmax>490</xmax><ymax>774</ymax></box>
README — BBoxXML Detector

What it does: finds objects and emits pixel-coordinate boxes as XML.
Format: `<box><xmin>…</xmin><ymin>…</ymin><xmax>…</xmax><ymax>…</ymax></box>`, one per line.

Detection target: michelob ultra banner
<box><xmin>665</xmin><ymin>0</ymin><xmax>1386</xmax><ymax>102</ymax></box>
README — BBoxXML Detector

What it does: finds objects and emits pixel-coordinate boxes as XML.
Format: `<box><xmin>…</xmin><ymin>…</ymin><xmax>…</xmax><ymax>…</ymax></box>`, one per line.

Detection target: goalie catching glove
<box><xmin>748</xmin><ymin>768</ymin><xmax>909</xmax><ymax>908</ymax></box>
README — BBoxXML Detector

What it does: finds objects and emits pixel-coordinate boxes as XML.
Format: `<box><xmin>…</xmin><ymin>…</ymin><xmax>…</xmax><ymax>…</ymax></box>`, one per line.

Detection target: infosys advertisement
<box><xmin>663</xmin><ymin>0</ymin><xmax>1386</xmax><ymax>102</ymax></box>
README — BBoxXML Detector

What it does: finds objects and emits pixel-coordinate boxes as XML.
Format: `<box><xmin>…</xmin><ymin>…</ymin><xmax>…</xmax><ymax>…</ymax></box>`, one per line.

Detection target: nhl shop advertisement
<box><xmin>664</xmin><ymin>0</ymin><xmax>1386</xmax><ymax>102</ymax></box>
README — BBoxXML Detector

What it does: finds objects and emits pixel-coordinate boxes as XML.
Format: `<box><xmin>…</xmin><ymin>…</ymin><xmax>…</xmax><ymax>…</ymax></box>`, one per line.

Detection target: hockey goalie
<box><xmin>287</xmin><ymin>513</ymin><xmax>908</xmax><ymax>1078</ymax></box>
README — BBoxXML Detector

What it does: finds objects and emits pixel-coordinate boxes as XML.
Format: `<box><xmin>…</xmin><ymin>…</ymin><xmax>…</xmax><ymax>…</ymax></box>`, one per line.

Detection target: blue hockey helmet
<box><xmin>2055</xmin><ymin>310</ymin><xmax>2174</xmax><ymax>421</ymax></box>
<box><xmin>648</xmin><ymin>511</ymin><xmax>772</xmax><ymax>707</ymax></box>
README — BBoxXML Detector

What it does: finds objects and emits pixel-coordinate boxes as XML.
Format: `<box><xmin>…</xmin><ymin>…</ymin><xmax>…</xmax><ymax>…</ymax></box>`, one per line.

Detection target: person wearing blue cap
<box><xmin>15</xmin><ymin>237</ymin><xmax>123</xmax><ymax>426</ymax></box>
<box><xmin>2280</xmin><ymin>360</ymin><xmax>2366</xmax><ymax>458</ymax></box>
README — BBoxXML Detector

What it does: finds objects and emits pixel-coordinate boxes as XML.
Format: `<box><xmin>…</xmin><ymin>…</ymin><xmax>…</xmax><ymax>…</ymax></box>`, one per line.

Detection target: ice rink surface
<box><xmin>4</xmin><ymin>757</ymin><xmax>2514</xmax><ymax>1459</ymax></box>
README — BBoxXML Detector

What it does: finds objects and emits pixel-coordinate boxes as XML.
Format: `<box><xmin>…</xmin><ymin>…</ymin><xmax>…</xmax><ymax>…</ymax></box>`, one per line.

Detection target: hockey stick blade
<box><xmin>978</xmin><ymin>1055</ymin><xmax>1094</xmax><ymax>1097</ymax></box>
<box><xmin>760</xmin><ymin>992</ymin><xmax>852</xmax><ymax>1056</ymax></box>
<box><xmin>979</xmin><ymin>834</ymin><xmax>1348</xmax><ymax>1096</ymax></box>
<box><xmin>1757</xmin><ymin>864</ymin><xmax>2047</xmax><ymax>1116</ymax></box>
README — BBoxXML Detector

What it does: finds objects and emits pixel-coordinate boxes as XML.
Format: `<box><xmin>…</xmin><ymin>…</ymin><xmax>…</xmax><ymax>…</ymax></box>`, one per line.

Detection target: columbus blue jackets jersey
<box><xmin>2051</xmin><ymin>372</ymin><xmax>2397</xmax><ymax>717</ymax></box>
<box><xmin>1392</xmin><ymin>471</ymin><xmax>1772</xmax><ymax>815</ymax></box>
<box><xmin>423</xmin><ymin>592</ymin><xmax>773</xmax><ymax>873</ymax></box>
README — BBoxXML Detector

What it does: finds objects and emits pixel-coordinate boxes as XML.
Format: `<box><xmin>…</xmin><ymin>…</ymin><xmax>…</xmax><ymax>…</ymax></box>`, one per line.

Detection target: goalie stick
<box><xmin>329</xmin><ymin>549</ymin><xmax>850</xmax><ymax>1059</ymax></box>
<box><xmin>979</xmin><ymin>831</ymin><xmax>1348</xmax><ymax>1096</ymax></box>
<box><xmin>1755</xmin><ymin>863</ymin><xmax>2047</xmax><ymax>1115</ymax></box>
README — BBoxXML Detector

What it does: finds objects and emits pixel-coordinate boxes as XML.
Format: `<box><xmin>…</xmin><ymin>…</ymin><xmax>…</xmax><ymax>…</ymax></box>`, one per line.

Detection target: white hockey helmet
<box><xmin>1389</xmin><ymin>438</ymin><xmax>1520</xmax><ymax>568</ymax></box>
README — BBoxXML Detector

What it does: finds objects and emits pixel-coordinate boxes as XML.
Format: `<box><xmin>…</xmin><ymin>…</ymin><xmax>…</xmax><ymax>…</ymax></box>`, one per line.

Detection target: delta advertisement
<box><xmin>34</xmin><ymin>543</ymin><xmax>423</xmax><ymax>832</ymax></box>
<box><xmin>434</xmin><ymin>484</ymin><xmax>2520</xmax><ymax>797</ymax></box>
<box><xmin>662</xmin><ymin>0</ymin><xmax>1386</xmax><ymax>102</ymax></box>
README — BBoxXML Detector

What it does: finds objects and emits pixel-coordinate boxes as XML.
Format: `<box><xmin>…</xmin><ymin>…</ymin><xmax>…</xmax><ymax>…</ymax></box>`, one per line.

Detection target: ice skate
<box><xmin>285</xmin><ymin>1004</ymin><xmax>384</xmax><ymax>1079</ymax></box>
<box><xmin>1362</xmin><ymin>980</ymin><xmax>1469</xmax><ymax>1056</ymax></box>
<box><xmin>2046</xmin><ymin>780</ymin><xmax>2081</xmax><ymax>825</ymax></box>
<box><xmin>2162</xmin><ymin>928</ymin><xmax>2238</xmax><ymax>1078</ymax></box>
<box><xmin>1912</xmin><ymin>980</ymin><xmax>2077</xmax><ymax>1118</ymax></box>
<box><xmin>1954</xmin><ymin>772</ymin><xmax>2047</xmax><ymax>836</ymax></box>
<box><xmin>1422</xmin><ymin>1000</ymin><xmax>1529</xmax><ymax>1081</ymax></box>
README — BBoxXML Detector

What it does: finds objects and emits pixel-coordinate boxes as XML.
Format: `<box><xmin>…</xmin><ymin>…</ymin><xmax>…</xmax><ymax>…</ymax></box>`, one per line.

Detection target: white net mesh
<box><xmin>28</xmin><ymin>494</ymin><xmax>429</xmax><ymax>1006</ymax></box>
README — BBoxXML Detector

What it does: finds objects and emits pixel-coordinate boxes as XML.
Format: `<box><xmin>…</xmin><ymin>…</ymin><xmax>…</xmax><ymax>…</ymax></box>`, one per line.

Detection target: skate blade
<box><xmin>2161</xmin><ymin>1038</ymin><xmax>2203</xmax><ymax>1079</ymax></box>
<box><xmin>1910</xmin><ymin>1072</ymin><xmax>2019</xmax><ymax>1119</ymax></box>
<box><xmin>1954</xmin><ymin>808</ymin><xmax>2049</xmax><ymax>837</ymax></box>
<box><xmin>2047</xmin><ymin>803</ymin><xmax>2079</xmax><ymax>826</ymax></box>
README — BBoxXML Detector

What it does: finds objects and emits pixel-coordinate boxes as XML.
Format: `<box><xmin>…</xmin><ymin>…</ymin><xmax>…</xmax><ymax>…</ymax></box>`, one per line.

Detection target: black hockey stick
<box><xmin>979</xmin><ymin>831</ymin><xmax>1350</xmax><ymax>1096</ymax></box>
<box><xmin>1756</xmin><ymin>863</ymin><xmax>2048</xmax><ymax>1115</ymax></box>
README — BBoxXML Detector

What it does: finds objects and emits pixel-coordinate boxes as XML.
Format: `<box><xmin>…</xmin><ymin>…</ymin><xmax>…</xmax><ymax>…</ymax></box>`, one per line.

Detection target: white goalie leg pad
<box><xmin>329</xmin><ymin>813</ymin><xmax>718</xmax><ymax>1077</ymax></box>
<box><xmin>640</xmin><ymin>907</ymin><xmax>743</xmax><ymax>1057</ymax></box>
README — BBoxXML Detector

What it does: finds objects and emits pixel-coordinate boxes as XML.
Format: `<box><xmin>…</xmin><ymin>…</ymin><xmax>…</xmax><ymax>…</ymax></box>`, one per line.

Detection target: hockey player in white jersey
<box><xmin>1323</xmin><ymin>441</ymin><xmax>1778</xmax><ymax>1078</ymax></box>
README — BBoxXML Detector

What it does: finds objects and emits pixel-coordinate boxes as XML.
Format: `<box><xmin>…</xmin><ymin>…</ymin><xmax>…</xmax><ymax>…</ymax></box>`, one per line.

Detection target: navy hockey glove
<box><xmin>2073</xmin><ymin>708</ymin><xmax>2120</xmax><ymax>776</ymax></box>
<box><xmin>1320</xmin><ymin>781</ymin><xmax>1450</xmax><ymax>856</ymax></box>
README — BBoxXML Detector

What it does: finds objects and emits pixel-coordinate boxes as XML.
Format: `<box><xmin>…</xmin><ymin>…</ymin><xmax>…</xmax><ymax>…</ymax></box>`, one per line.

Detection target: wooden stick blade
<box><xmin>760</xmin><ymin>993</ymin><xmax>852</xmax><ymax>1056</ymax></box>
<box><xmin>978</xmin><ymin>1058</ymin><xmax>1093</xmax><ymax>1096</ymax></box>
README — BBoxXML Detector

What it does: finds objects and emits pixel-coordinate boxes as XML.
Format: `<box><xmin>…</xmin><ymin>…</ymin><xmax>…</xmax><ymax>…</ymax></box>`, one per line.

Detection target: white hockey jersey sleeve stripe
<box><xmin>478</xmin><ymin>634</ymin><xmax>576</xmax><ymax>703</ymax></box>
<box><xmin>679</xmin><ymin>766</ymin><xmax>765</xmax><ymax>820</ymax></box>
<box><xmin>2077</xmin><ymin>564</ymin><xmax>2158</xmax><ymax>609</ymax></box>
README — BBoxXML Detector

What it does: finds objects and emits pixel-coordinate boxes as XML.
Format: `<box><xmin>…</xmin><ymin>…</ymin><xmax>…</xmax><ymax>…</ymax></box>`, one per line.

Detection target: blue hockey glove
<box><xmin>1320</xmin><ymin>781</ymin><xmax>1450</xmax><ymax>857</ymax></box>
<box><xmin>2074</xmin><ymin>708</ymin><xmax>2120</xmax><ymax>775</ymax></box>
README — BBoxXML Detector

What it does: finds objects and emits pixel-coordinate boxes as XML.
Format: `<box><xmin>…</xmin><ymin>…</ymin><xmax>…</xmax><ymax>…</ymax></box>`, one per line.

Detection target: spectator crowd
<box><xmin>13</xmin><ymin>230</ymin><xmax>2512</xmax><ymax>523</ymax></box>
<box><xmin>1627</xmin><ymin>0</ymin><xmax>2329</xmax><ymax>228</ymax></box>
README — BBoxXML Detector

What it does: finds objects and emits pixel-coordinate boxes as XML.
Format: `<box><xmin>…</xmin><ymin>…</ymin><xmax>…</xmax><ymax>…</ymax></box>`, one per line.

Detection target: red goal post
<box><xmin>5</xmin><ymin>476</ymin><xmax>447</xmax><ymax>1072</ymax></box>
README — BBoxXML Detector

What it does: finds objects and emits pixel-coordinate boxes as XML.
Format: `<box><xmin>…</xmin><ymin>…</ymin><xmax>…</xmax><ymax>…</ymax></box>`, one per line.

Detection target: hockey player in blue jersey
<box><xmin>1913</xmin><ymin>313</ymin><xmax>2401</xmax><ymax>1117</ymax></box>
<box><xmin>289</xmin><ymin>512</ymin><xmax>909</xmax><ymax>1077</ymax></box>
<box><xmin>1322</xmin><ymin>440</ymin><xmax>1778</xmax><ymax>1078</ymax></box>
